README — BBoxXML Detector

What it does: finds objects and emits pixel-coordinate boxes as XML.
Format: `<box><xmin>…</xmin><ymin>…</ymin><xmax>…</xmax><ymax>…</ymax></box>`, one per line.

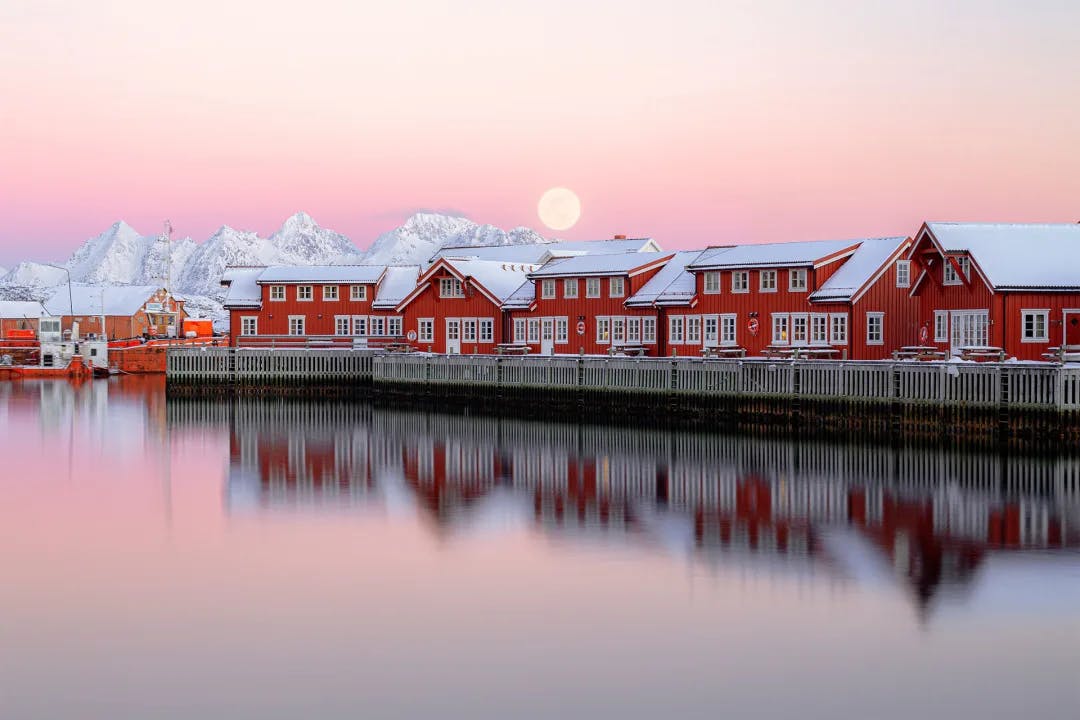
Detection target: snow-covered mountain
<box><xmin>362</xmin><ymin>213</ymin><xmax>549</xmax><ymax>265</ymax></box>
<box><xmin>0</xmin><ymin>211</ymin><xmax>549</xmax><ymax>319</ymax></box>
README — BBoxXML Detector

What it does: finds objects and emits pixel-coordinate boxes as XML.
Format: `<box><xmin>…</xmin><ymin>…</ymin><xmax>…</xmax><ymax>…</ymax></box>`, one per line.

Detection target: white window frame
<box><xmin>323</xmin><ymin>285</ymin><xmax>339</xmax><ymax>301</ymax></box>
<box><xmin>350</xmin><ymin>285</ymin><xmax>367</xmax><ymax>301</ymax></box>
<box><xmin>789</xmin><ymin>269</ymin><xmax>807</xmax><ymax>292</ymax></box>
<box><xmin>514</xmin><ymin>318</ymin><xmax>527</xmax><ymax>344</ymax></box>
<box><xmin>934</xmin><ymin>311</ymin><xmax>948</xmax><ymax>342</ymax></box>
<box><xmin>669</xmin><ymin>315</ymin><xmax>685</xmax><ymax>344</ymax></box>
<box><xmin>895</xmin><ymin>260</ymin><xmax>911</xmax><ymax>288</ymax></box>
<box><xmin>462</xmin><ymin>318</ymin><xmax>477</xmax><ymax>342</ymax></box>
<box><xmin>943</xmin><ymin>256</ymin><xmax>970</xmax><ymax>286</ymax></box>
<box><xmin>387</xmin><ymin>316</ymin><xmax>403</xmax><ymax>337</ymax></box>
<box><xmin>866</xmin><ymin>312</ymin><xmax>884</xmax><ymax>346</ymax></box>
<box><xmin>612</xmin><ymin>317</ymin><xmax>626</xmax><ymax>344</ymax></box>
<box><xmin>269</xmin><ymin>285</ymin><xmax>285</xmax><ymax>302</ymax></box>
<box><xmin>419</xmin><ymin>318</ymin><xmax>434</xmax><ymax>343</ymax></box>
<box><xmin>810</xmin><ymin>313</ymin><xmax>828</xmax><ymax>345</ymax></box>
<box><xmin>563</xmin><ymin>278</ymin><xmax>578</xmax><ymax>299</ymax></box>
<box><xmin>479</xmin><ymin>318</ymin><xmax>494</xmax><ymax>343</ymax></box>
<box><xmin>288</xmin><ymin>315</ymin><xmax>306</xmax><ymax>335</ymax></box>
<box><xmin>720</xmin><ymin>314</ymin><xmax>737</xmax><ymax>346</ymax></box>
<box><xmin>297</xmin><ymin>285</ymin><xmax>313</xmax><ymax>302</ymax></box>
<box><xmin>760</xmin><ymin>270</ymin><xmax>777</xmax><ymax>293</ymax></box>
<box><xmin>732</xmin><ymin>271</ymin><xmax>749</xmax><ymax>294</ymax></box>
<box><xmin>369</xmin><ymin>317</ymin><xmax>385</xmax><ymax>336</ymax></box>
<box><xmin>541</xmin><ymin>279</ymin><xmax>556</xmax><ymax>299</ymax></box>
<box><xmin>703</xmin><ymin>272</ymin><xmax>721</xmax><ymax>294</ymax></box>
<box><xmin>703</xmin><ymin>315</ymin><xmax>718</xmax><ymax>346</ymax></box>
<box><xmin>626</xmin><ymin>317</ymin><xmax>641</xmax><ymax>343</ymax></box>
<box><xmin>596</xmin><ymin>317</ymin><xmax>610</xmax><ymax>344</ymax></box>
<box><xmin>353</xmin><ymin>315</ymin><xmax>368</xmax><ymax>337</ymax></box>
<box><xmin>554</xmin><ymin>317</ymin><xmax>568</xmax><ymax>344</ymax></box>
<box><xmin>609</xmin><ymin>276</ymin><xmax>625</xmax><ymax>298</ymax></box>
<box><xmin>586</xmin><ymin>278</ymin><xmax>601</xmax><ymax>298</ymax></box>
<box><xmin>439</xmin><ymin>277</ymin><xmax>464</xmax><ymax>298</ymax></box>
<box><xmin>830</xmin><ymin>314</ymin><xmax>848</xmax><ymax>345</ymax></box>
<box><xmin>771</xmin><ymin>314</ymin><xmax>789</xmax><ymax>345</ymax></box>
<box><xmin>642</xmin><ymin>317</ymin><xmax>657</xmax><ymax>344</ymax></box>
<box><xmin>1021</xmin><ymin>309</ymin><xmax>1049</xmax><ymax>343</ymax></box>
<box><xmin>686</xmin><ymin>315</ymin><xmax>702</xmax><ymax>344</ymax></box>
<box><xmin>528</xmin><ymin>318</ymin><xmax>541</xmax><ymax>343</ymax></box>
<box><xmin>240</xmin><ymin>316</ymin><xmax>258</xmax><ymax>336</ymax></box>
<box><xmin>334</xmin><ymin>315</ymin><xmax>351</xmax><ymax>335</ymax></box>
<box><xmin>791</xmin><ymin>312</ymin><xmax>808</xmax><ymax>345</ymax></box>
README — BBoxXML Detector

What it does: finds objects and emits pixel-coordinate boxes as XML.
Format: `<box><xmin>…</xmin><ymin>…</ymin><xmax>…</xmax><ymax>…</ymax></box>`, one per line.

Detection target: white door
<box><xmin>540</xmin><ymin>318</ymin><xmax>555</xmax><ymax>355</ymax></box>
<box><xmin>445</xmin><ymin>318</ymin><xmax>461</xmax><ymax>354</ymax></box>
<box><xmin>950</xmin><ymin>310</ymin><xmax>989</xmax><ymax>354</ymax></box>
<box><xmin>703</xmin><ymin>315</ymin><xmax>719</xmax><ymax>348</ymax></box>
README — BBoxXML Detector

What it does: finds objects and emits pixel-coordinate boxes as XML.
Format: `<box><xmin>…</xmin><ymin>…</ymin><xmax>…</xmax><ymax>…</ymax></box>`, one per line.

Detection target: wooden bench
<box><xmin>893</xmin><ymin>345</ymin><xmax>948</xmax><ymax>361</ymax></box>
<box><xmin>610</xmin><ymin>344</ymin><xmax>647</xmax><ymax>357</ymax></box>
<box><xmin>495</xmin><ymin>343</ymin><xmax>531</xmax><ymax>355</ymax></box>
<box><xmin>762</xmin><ymin>346</ymin><xmax>839</xmax><ymax>360</ymax></box>
<box><xmin>382</xmin><ymin>342</ymin><xmax>415</xmax><ymax>353</ymax></box>
<box><xmin>701</xmin><ymin>346</ymin><xmax>746</xmax><ymax>358</ymax></box>
<box><xmin>1042</xmin><ymin>346</ymin><xmax>1080</xmax><ymax>363</ymax></box>
<box><xmin>959</xmin><ymin>346</ymin><xmax>1006</xmax><ymax>362</ymax></box>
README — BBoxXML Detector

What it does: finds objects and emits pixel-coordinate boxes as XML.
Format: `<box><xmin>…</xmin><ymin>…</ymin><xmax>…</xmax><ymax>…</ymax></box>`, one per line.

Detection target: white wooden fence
<box><xmin>166</xmin><ymin>348</ymin><xmax>1080</xmax><ymax>412</ymax></box>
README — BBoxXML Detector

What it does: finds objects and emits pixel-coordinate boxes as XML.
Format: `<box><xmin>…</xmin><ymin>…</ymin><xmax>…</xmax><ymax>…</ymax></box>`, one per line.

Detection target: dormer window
<box><xmin>895</xmin><ymin>260</ymin><xmax>911</xmax><ymax>288</ymax></box>
<box><xmin>439</xmin><ymin>277</ymin><xmax>464</xmax><ymax>298</ymax></box>
<box><xmin>943</xmin><ymin>255</ymin><xmax>970</xmax><ymax>285</ymax></box>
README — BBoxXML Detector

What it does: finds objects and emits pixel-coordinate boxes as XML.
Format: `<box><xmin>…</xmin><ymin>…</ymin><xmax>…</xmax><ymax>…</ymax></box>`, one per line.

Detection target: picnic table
<box><xmin>761</xmin><ymin>346</ymin><xmax>839</xmax><ymax>360</ymax></box>
<box><xmin>1042</xmin><ymin>346</ymin><xmax>1080</xmax><ymax>363</ymax></box>
<box><xmin>610</xmin><ymin>344</ymin><xmax>647</xmax><ymax>357</ymax></box>
<box><xmin>383</xmin><ymin>341</ymin><xmax>415</xmax><ymax>353</ymax></box>
<box><xmin>893</xmin><ymin>345</ymin><xmax>948</xmax><ymax>361</ymax></box>
<box><xmin>495</xmin><ymin>343</ymin><xmax>531</xmax><ymax>355</ymax></box>
<box><xmin>958</xmin><ymin>345</ymin><xmax>1006</xmax><ymax>362</ymax></box>
<box><xmin>701</xmin><ymin>346</ymin><xmax>746</xmax><ymax>358</ymax></box>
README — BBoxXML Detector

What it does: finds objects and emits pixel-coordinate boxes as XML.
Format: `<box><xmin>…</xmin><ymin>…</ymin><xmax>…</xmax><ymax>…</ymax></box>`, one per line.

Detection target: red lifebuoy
<box><xmin>919</xmin><ymin>325</ymin><xmax>929</xmax><ymax>344</ymax></box>
<box><xmin>576</xmin><ymin>320</ymin><xmax>585</xmax><ymax>336</ymax></box>
<box><xmin>747</xmin><ymin>317</ymin><xmax>759</xmax><ymax>335</ymax></box>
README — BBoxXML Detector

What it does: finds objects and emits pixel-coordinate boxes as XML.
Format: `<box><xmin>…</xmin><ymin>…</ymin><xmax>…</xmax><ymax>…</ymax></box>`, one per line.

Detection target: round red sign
<box><xmin>576</xmin><ymin>320</ymin><xmax>586</xmax><ymax>336</ymax></box>
<box><xmin>919</xmin><ymin>325</ymin><xmax>929</xmax><ymax>344</ymax></box>
<box><xmin>747</xmin><ymin>317</ymin><xmax>759</xmax><ymax>335</ymax></box>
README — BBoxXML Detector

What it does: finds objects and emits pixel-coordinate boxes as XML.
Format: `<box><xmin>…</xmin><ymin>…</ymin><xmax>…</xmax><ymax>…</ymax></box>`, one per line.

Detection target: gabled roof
<box><xmin>689</xmin><ymin>239</ymin><xmax>860</xmax><ymax>270</ymax></box>
<box><xmin>397</xmin><ymin>258</ymin><xmax>538</xmax><ymax>311</ymax></box>
<box><xmin>373</xmin><ymin>266</ymin><xmax>421</xmax><ymax>309</ymax></box>
<box><xmin>429</xmin><ymin>237</ymin><xmax>662</xmax><ymax>264</ymax></box>
<box><xmin>921</xmin><ymin>222</ymin><xmax>1080</xmax><ymax>290</ymax></box>
<box><xmin>502</xmin><ymin>280</ymin><xmax>537</xmax><ymax>310</ymax></box>
<box><xmin>809</xmin><ymin>237</ymin><xmax>910</xmax><ymax>303</ymax></box>
<box><xmin>256</xmin><ymin>265</ymin><xmax>386</xmax><ymax>284</ymax></box>
<box><xmin>0</xmin><ymin>300</ymin><xmax>51</xmax><ymax>320</ymax></box>
<box><xmin>43</xmin><ymin>285</ymin><xmax>163</xmax><ymax>316</ymax></box>
<box><xmin>527</xmin><ymin>251</ymin><xmax>673</xmax><ymax>279</ymax></box>
<box><xmin>625</xmin><ymin>251</ymin><xmax>705</xmax><ymax>307</ymax></box>
<box><xmin>221</xmin><ymin>267</ymin><xmax>265</xmax><ymax>309</ymax></box>
<box><xmin>544</xmin><ymin>237</ymin><xmax>662</xmax><ymax>255</ymax></box>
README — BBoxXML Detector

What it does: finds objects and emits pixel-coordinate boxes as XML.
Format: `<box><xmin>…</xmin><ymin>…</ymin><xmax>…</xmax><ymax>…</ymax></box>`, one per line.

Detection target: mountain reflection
<box><xmin>165</xmin><ymin>397</ymin><xmax>1080</xmax><ymax>616</ymax></box>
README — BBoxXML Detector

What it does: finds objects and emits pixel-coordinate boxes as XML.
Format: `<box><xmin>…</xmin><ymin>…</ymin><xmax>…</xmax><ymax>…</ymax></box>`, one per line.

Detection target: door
<box><xmin>1065</xmin><ymin>311</ymin><xmax>1080</xmax><ymax>348</ymax></box>
<box><xmin>703</xmin><ymin>315</ymin><xmax>719</xmax><ymax>348</ymax></box>
<box><xmin>950</xmin><ymin>310</ymin><xmax>989</xmax><ymax>354</ymax></box>
<box><xmin>540</xmin><ymin>318</ymin><xmax>555</xmax><ymax>355</ymax></box>
<box><xmin>445</xmin><ymin>318</ymin><xmax>461</xmax><ymax>354</ymax></box>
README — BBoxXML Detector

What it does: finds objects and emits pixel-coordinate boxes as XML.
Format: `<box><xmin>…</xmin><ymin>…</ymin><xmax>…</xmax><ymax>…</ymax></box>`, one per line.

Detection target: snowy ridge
<box><xmin>363</xmin><ymin>213</ymin><xmax>549</xmax><ymax>265</ymax></box>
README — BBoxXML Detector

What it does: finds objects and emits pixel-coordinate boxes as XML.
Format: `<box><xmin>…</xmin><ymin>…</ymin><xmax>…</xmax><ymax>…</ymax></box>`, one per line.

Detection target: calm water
<box><xmin>1</xmin><ymin>378</ymin><xmax>1078</xmax><ymax>719</ymax></box>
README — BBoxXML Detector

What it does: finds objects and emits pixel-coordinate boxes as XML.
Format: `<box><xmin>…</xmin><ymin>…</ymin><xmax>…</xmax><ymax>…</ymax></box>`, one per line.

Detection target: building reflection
<box><xmin>165</xmin><ymin>398</ymin><xmax>1080</xmax><ymax>611</ymax></box>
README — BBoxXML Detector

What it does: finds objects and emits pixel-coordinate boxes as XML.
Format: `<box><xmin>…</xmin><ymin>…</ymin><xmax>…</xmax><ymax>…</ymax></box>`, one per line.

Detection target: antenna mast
<box><xmin>162</xmin><ymin>219</ymin><xmax>173</xmax><ymax>293</ymax></box>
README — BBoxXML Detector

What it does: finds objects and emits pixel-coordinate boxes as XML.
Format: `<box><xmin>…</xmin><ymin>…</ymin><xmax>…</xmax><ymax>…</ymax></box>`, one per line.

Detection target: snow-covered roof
<box><xmin>546</xmin><ymin>237</ymin><xmax>662</xmax><ymax>256</ymax></box>
<box><xmin>430</xmin><ymin>244</ymin><xmax>557</xmax><ymax>264</ymax></box>
<box><xmin>0</xmin><ymin>300</ymin><xmax>50</xmax><ymax>319</ymax></box>
<box><xmin>528</xmin><ymin>251</ymin><xmax>673</xmax><ymax>278</ymax></box>
<box><xmin>445</xmin><ymin>259</ymin><xmax>539</xmax><ymax>301</ymax></box>
<box><xmin>373</xmin><ymin>266</ymin><xmax>421</xmax><ymax>309</ymax></box>
<box><xmin>503</xmin><ymin>280</ymin><xmax>536</xmax><ymax>310</ymax></box>
<box><xmin>809</xmin><ymin>237</ymin><xmax>909</xmax><ymax>302</ymax></box>
<box><xmin>689</xmin><ymin>239</ymin><xmax>861</xmax><ymax>270</ymax></box>
<box><xmin>43</xmin><ymin>284</ymin><xmax>162</xmax><ymax>316</ymax></box>
<box><xmin>925</xmin><ymin>223</ymin><xmax>1080</xmax><ymax>289</ymax></box>
<box><xmin>221</xmin><ymin>267</ymin><xmax>264</xmax><ymax>309</ymax></box>
<box><xmin>625</xmin><ymin>251</ymin><xmax>705</xmax><ymax>307</ymax></box>
<box><xmin>257</xmin><ymin>265</ymin><xmax>385</xmax><ymax>284</ymax></box>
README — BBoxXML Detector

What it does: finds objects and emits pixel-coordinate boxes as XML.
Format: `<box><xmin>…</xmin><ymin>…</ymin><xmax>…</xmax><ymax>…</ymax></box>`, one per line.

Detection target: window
<box><xmin>439</xmin><ymin>277</ymin><xmax>464</xmax><ymax>297</ymax></box>
<box><xmin>686</xmin><ymin>316</ymin><xmax>702</xmax><ymax>344</ymax></box>
<box><xmin>419</xmin><ymin>318</ymin><xmax>434</xmax><ymax>343</ymax></box>
<box><xmin>951</xmin><ymin>310</ymin><xmax>989</xmax><ymax>349</ymax></box>
<box><xmin>720</xmin><ymin>314</ymin><xmax>737</xmax><ymax>345</ymax></box>
<box><xmin>789</xmin><ymin>269</ymin><xmax>807</xmax><ymax>292</ymax></box>
<box><xmin>791</xmin><ymin>314</ymin><xmax>808</xmax><ymax>345</ymax></box>
<box><xmin>642</xmin><ymin>317</ymin><xmax>656</xmax><ymax>344</ymax></box>
<box><xmin>387</xmin><ymin>317</ymin><xmax>403</xmax><ymax>337</ymax></box>
<box><xmin>866</xmin><ymin>312</ymin><xmax>884</xmax><ymax>345</ymax></box>
<box><xmin>269</xmin><ymin>285</ymin><xmax>285</xmax><ymax>301</ymax></box>
<box><xmin>596</xmin><ymin>317</ymin><xmax>611</xmax><ymax>344</ymax></box>
<box><xmin>541</xmin><ymin>279</ymin><xmax>556</xmax><ymax>299</ymax></box>
<box><xmin>612</xmin><ymin>317</ymin><xmax>626</xmax><ymax>343</ymax></box>
<box><xmin>626</xmin><ymin>317</ymin><xmax>641</xmax><ymax>343</ymax></box>
<box><xmin>334</xmin><ymin>316</ymin><xmax>351</xmax><ymax>335</ymax></box>
<box><xmin>297</xmin><ymin>285</ymin><xmax>313</xmax><ymax>301</ymax></box>
<box><xmin>586</xmin><ymin>278</ymin><xmax>601</xmax><ymax>298</ymax></box>
<box><xmin>830</xmin><ymin>314</ymin><xmax>848</xmax><ymax>344</ymax></box>
<box><xmin>323</xmin><ymin>285</ymin><xmax>339</xmax><ymax>301</ymax></box>
<box><xmin>462</xmin><ymin>319</ymin><xmax>477</xmax><ymax>342</ymax></box>
<box><xmin>353</xmin><ymin>316</ymin><xmax>367</xmax><ymax>336</ymax></box>
<box><xmin>732</xmin><ymin>271</ymin><xmax>749</xmax><ymax>293</ymax></box>
<box><xmin>288</xmin><ymin>315</ymin><xmax>305</xmax><ymax>335</ymax></box>
<box><xmin>760</xmin><ymin>270</ymin><xmax>777</xmax><ymax>292</ymax></box>
<box><xmin>514</xmin><ymin>318</ymin><xmax>526</xmax><ymax>344</ymax></box>
<box><xmin>943</xmin><ymin>255</ymin><xmax>970</xmax><ymax>285</ymax></box>
<box><xmin>609</xmin><ymin>277</ymin><xmax>625</xmax><ymax>298</ymax></box>
<box><xmin>703</xmin><ymin>315</ymin><xmax>718</xmax><ymax>345</ymax></box>
<box><xmin>563</xmin><ymin>278</ymin><xmax>578</xmax><ymax>298</ymax></box>
<box><xmin>934</xmin><ymin>311</ymin><xmax>948</xmax><ymax>342</ymax></box>
<box><xmin>1021</xmin><ymin>310</ymin><xmax>1049</xmax><ymax>342</ymax></box>
<box><xmin>704</xmin><ymin>272</ymin><xmax>721</xmax><ymax>294</ymax></box>
<box><xmin>240</xmin><ymin>316</ymin><xmax>258</xmax><ymax>336</ymax></box>
<box><xmin>554</xmin><ymin>317</ymin><xmax>568</xmax><ymax>344</ymax></box>
<box><xmin>479</xmin><ymin>318</ymin><xmax>494</xmax><ymax>343</ymax></box>
<box><xmin>772</xmin><ymin>314</ymin><xmax>789</xmax><ymax>344</ymax></box>
<box><xmin>811</xmin><ymin>314</ymin><xmax>828</xmax><ymax>345</ymax></box>
<box><xmin>370</xmin><ymin>317</ymin><xmax>385</xmax><ymax>336</ymax></box>
<box><xmin>351</xmin><ymin>285</ymin><xmax>367</xmax><ymax>301</ymax></box>
<box><xmin>528</xmin><ymin>319</ymin><xmax>540</xmax><ymax>343</ymax></box>
<box><xmin>895</xmin><ymin>260</ymin><xmax>911</xmax><ymax>288</ymax></box>
<box><xmin>669</xmin><ymin>315</ymin><xmax>685</xmax><ymax>344</ymax></box>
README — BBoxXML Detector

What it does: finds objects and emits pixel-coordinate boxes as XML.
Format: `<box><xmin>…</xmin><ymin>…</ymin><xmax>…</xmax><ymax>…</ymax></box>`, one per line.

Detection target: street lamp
<box><xmin>44</xmin><ymin>264</ymin><xmax>74</xmax><ymax>331</ymax></box>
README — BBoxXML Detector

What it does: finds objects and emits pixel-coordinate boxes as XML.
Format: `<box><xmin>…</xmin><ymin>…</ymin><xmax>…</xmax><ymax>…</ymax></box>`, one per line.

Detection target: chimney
<box><xmin>613</xmin><ymin>234</ymin><xmax>627</xmax><ymax>240</ymax></box>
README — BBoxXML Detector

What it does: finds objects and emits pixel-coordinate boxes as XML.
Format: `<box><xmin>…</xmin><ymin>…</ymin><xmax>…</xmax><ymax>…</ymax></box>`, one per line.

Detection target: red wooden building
<box><xmin>508</xmin><ymin>251</ymin><xmax>673</xmax><ymax>355</ymax></box>
<box><xmin>906</xmin><ymin>223</ymin><xmax>1080</xmax><ymax>360</ymax></box>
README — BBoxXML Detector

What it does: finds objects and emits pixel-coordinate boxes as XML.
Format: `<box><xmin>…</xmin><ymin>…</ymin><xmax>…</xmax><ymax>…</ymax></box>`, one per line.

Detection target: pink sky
<box><xmin>1</xmin><ymin>0</ymin><xmax>1078</xmax><ymax>265</ymax></box>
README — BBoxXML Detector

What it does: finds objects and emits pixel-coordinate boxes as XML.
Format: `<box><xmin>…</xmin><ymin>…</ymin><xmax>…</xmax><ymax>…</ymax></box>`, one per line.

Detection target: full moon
<box><xmin>537</xmin><ymin>187</ymin><xmax>581</xmax><ymax>231</ymax></box>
